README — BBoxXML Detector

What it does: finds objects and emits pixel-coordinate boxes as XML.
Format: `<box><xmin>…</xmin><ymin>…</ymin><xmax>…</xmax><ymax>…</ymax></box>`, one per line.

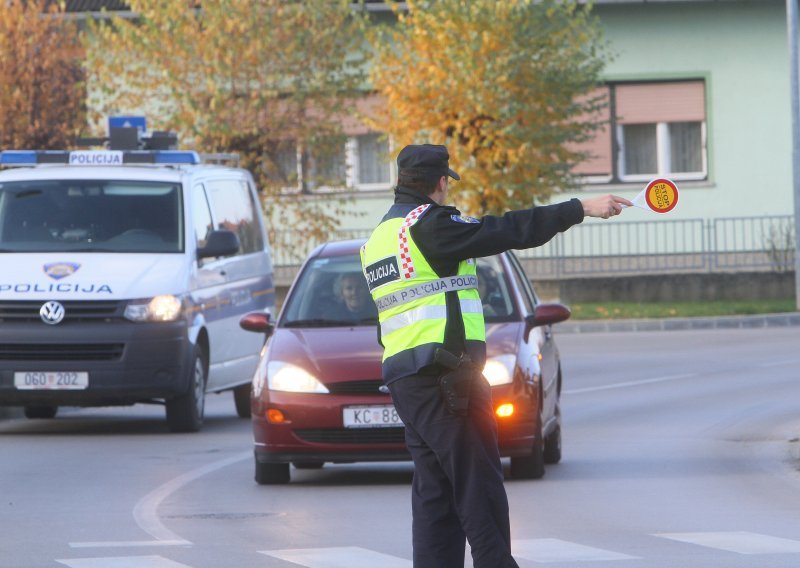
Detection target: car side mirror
<box><xmin>239</xmin><ymin>311</ymin><xmax>275</xmax><ymax>339</ymax></box>
<box><xmin>197</xmin><ymin>229</ymin><xmax>240</xmax><ymax>260</ymax></box>
<box><xmin>523</xmin><ymin>303</ymin><xmax>571</xmax><ymax>342</ymax></box>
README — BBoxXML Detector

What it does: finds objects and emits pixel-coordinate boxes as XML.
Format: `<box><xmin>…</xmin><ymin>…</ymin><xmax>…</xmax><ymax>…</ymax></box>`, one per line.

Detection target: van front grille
<box><xmin>0</xmin><ymin>301</ymin><xmax>124</xmax><ymax>323</ymax></box>
<box><xmin>0</xmin><ymin>343</ymin><xmax>125</xmax><ymax>361</ymax></box>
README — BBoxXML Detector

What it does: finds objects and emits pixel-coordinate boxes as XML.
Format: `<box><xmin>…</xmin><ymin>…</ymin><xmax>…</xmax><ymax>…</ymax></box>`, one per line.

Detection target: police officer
<box><xmin>360</xmin><ymin>144</ymin><xmax>631</xmax><ymax>568</ymax></box>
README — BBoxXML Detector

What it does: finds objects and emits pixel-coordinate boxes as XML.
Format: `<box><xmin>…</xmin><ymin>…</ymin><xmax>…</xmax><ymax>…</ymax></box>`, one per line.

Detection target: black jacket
<box><xmin>376</xmin><ymin>186</ymin><xmax>584</xmax><ymax>379</ymax></box>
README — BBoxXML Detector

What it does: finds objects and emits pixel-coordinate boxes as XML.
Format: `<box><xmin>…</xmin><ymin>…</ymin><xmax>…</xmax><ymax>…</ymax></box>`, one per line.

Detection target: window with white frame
<box><xmin>272</xmin><ymin>132</ymin><xmax>394</xmax><ymax>193</ymax></box>
<box><xmin>616</xmin><ymin>81</ymin><xmax>706</xmax><ymax>181</ymax></box>
<box><xmin>349</xmin><ymin>132</ymin><xmax>392</xmax><ymax>189</ymax></box>
<box><xmin>571</xmin><ymin>80</ymin><xmax>707</xmax><ymax>184</ymax></box>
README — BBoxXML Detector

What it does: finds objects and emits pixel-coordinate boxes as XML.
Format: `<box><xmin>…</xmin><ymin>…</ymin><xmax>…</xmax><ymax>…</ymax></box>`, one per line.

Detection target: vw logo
<box><xmin>39</xmin><ymin>301</ymin><xmax>66</xmax><ymax>325</ymax></box>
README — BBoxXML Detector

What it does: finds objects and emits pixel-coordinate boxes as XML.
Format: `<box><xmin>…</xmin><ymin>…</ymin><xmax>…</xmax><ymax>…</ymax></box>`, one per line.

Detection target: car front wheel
<box><xmin>544</xmin><ymin>405</ymin><xmax>562</xmax><ymax>464</ymax></box>
<box><xmin>510</xmin><ymin>408</ymin><xmax>545</xmax><ymax>480</ymax></box>
<box><xmin>233</xmin><ymin>383</ymin><xmax>251</xmax><ymax>418</ymax></box>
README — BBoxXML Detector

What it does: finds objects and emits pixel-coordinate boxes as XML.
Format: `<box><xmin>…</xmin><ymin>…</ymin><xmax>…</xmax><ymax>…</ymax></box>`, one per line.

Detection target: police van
<box><xmin>0</xmin><ymin>137</ymin><xmax>275</xmax><ymax>432</ymax></box>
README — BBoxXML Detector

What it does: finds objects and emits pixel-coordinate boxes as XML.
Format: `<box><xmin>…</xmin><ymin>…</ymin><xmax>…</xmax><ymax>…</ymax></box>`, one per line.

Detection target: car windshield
<box><xmin>281</xmin><ymin>252</ymin><xmax>518</xmax><ymax>328</ymax></box>
<box><xmin>281</xmin><ymin>254</ymin><xmax>377</xmax><ymax>327</ymax></box>
<box><xmin>476</xmin><ymin>255</ymin><xmax>517</xmax><ymax>322</ymax></box>
<box><xmin>0</xmin><ymin>180</ymin><xmax>183</xmax><ymax>253</ymax></box>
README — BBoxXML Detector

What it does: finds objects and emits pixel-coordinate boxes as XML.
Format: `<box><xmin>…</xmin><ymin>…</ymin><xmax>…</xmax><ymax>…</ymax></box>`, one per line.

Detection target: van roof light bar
<box><xmin>0</xmin><ymin>150</ymin><xmax>201</xmax><ymax>167</ymax></box>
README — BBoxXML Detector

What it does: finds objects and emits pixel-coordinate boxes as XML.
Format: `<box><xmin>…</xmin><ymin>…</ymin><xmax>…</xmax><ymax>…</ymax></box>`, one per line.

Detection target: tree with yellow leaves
<box><xmin>367</xmin><ymin>0</ymin><xmax>608</xmax><ymax>216</ymax></box>
<box><xmin>0</xmin><ymin>0</ymin><xmax>85</xmax><ymax>150</ymax></box>
<box><xmin>86</xmin><ymin>1</ymin><xmax>365</xmax><ymax>256</ymax></box>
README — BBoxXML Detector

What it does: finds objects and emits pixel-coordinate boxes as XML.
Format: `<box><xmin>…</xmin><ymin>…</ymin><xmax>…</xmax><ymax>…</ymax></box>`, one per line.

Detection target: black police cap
<box><xmin>396</xmin><ymin>144</ymin><xmax>460</xmax><ymax>181</ymax></box>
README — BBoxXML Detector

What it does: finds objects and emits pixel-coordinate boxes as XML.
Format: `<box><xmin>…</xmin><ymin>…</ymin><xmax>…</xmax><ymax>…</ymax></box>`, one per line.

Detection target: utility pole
<box><xmin>788</xmin><ymin>0</ymin><xmax>800</xmax><ymax>310</ymax></box>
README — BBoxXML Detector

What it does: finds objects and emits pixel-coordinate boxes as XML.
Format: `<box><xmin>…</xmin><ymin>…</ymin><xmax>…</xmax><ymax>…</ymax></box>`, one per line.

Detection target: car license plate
<box><xmin>14</xmin><ymin>372</ymin><xmax>89</xmax><ymax>390</ymax></box>
<box><xmin>343</xmin><ymin>405</ymin><xmax>403</xmax><ymax>428</ymax></box>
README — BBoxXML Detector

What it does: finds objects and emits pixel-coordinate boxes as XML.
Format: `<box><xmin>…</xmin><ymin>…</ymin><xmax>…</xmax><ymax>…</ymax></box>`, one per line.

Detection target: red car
<box><xmin>240</xmin><ymin>239</ymin><xmax>570</xmax><ymax>484</ymax></box>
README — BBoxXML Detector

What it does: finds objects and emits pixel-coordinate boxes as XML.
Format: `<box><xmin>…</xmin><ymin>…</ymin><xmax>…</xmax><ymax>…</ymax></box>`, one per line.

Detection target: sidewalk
<box><xmin>557</xmin><ymin>311</ymin><xmax>800</xmax><ymax>334</ymax></box>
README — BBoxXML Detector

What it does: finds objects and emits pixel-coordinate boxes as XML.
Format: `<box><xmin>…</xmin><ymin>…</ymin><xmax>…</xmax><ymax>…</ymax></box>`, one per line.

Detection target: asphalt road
<box><xmin>1</xmin><ymin>327</ymin><xmax>799</xmax><ymax>568</ymax></box>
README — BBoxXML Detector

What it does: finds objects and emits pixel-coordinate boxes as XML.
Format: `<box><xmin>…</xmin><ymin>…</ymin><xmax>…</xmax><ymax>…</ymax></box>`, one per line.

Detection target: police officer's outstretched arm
<box><xmin>413</xmin><ymin>190</ymin><xmax>633</xmax><ymax>262</ymax></box>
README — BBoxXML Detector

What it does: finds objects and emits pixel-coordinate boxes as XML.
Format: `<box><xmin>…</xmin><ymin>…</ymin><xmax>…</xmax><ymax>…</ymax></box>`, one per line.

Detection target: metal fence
<box><xmin>271</xmin><ymin>215</ymin><xmax>795</xmax><ymax>284</ymax></box>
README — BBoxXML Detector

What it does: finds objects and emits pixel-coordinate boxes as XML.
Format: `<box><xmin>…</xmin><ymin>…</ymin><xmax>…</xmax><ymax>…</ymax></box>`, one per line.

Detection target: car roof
<box><xmin>312</xmin><ymin>238</ymin><xmax>368</xmax><ymax>258</ymax></box>
<box><xmin>311</xmin><ymin>238</ymin><xmax>514</xmax><ymax>264</ymax></box>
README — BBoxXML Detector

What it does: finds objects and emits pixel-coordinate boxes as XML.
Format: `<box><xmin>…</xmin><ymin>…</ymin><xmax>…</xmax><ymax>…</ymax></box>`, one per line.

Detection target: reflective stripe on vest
<box><xmin>361</xmin><ymin>204</ymin><xmax>485</xmax><ymax>365</ymax></box>
<box><xmin>380</xmin><ymin>298</ymin><xmax>483</xmax><ymax>337</ymax></box>
<box><xmin>374</xmin><ymin>274</ymin><xmax>479</xmax><ymax>313</ymax></box>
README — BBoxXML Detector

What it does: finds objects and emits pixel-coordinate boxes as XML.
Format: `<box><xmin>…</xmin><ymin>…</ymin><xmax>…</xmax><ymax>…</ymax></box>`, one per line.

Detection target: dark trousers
<box><xmin>388</xmin><ymin>373</ymin><xmax>519</xmax><ymax>568</ymax></box>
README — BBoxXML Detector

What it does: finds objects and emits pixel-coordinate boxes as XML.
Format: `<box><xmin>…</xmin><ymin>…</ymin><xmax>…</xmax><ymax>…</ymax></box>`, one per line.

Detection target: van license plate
<box><xmin>14</xmin><ymin>372</ymin><xmax>89</xmax><ymax>390</ymax></box>
<box><xmin>343</xmin><ymin>405</ymin><xmax>403</xmax><ymax>428</ymax></box>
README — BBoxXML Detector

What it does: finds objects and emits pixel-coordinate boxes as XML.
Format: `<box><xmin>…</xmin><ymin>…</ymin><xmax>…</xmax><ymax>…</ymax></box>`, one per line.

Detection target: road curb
<box><xmin>557</xmin><ymin>312</ymin><xmax>800</xmax><ymax>334</ymax></box>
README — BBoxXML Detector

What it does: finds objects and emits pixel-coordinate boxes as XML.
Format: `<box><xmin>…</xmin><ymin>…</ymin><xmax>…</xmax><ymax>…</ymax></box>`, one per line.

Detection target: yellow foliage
<box><xmin>85</xmin><ymin>0</ymin><xmax>366</xmax><ymax>246</ymax></box>
<box><xmin>0</xmin><ymin>0</ymin><xmax>86</xmax><ymax>150</ymax></box>
<box><xmin>366</xmin><ymin>0</ymin><xmax>607</xmax><ymax>216</ymax></box>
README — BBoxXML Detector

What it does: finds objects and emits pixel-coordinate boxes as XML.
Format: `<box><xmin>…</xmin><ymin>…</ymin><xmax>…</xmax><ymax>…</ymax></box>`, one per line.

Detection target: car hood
<box><xmin>268</xmin><ymin>322</ymin><xmax>523</xmax><ymax>383</ymax></box>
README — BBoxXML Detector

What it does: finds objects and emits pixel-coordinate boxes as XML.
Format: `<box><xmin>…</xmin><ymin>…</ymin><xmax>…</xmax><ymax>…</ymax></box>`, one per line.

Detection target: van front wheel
<box><xmin>166</xmin><ymin>344</ymin><xmax>206</xmax><ymax>433</ymax></box>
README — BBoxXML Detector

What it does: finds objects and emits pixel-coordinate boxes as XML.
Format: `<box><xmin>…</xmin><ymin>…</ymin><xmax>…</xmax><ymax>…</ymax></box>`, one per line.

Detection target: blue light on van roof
<box><xmin>153</xmin><ymin>151</ymin><xmax>200</xmax><ymax>165</ymax></box>
<box><xmin>0</xmin><ymin>150</ymin><xmax>201</xmax><ymax>166</ymax></box>
<box><xmin>0</xmin><ymin>151</ymin><xmax>40</xmax><ymax>165</ymax></box>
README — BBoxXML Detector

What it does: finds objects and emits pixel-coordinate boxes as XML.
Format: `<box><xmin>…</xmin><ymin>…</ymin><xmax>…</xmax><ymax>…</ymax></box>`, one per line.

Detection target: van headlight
<box><xmin>267</xmin><ymin>361</ymin><xmax>329</xmax><ymax>393</ymax></box>
<box><xmin>483</xmin><ymin>354</ymin><xmax>517</xmax><ymax>386</ymax></box>
<box><xmin>124</xmin><ymin>295</ymin><xmax>183</xmax><ymax>322</ymax></box>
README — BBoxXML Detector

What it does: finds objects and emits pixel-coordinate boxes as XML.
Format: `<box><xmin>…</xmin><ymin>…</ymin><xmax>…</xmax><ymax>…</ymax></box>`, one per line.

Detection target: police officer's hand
<box><xmin>581</xmin><ymin>194</ymin><xmax>633</xmax><ymax>219</ymax></box>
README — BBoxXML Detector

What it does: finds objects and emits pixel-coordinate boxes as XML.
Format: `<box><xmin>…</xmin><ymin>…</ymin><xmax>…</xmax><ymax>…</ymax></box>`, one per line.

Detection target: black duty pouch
<box><xmin>435</xmin><ymin>348</ymin><xmax>475</xmax><ymax>416</ymax></box>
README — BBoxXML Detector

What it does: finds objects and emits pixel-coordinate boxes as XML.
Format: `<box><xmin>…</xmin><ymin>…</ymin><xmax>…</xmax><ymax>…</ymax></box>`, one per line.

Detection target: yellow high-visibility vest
<box><xmin>360</xmin><ymin>204</ymin><xmax>485</xmax><ymax>380</ymax></box>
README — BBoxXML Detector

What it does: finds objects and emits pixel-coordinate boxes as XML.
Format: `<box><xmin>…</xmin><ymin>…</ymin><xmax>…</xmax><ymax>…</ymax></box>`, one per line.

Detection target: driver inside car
<box><xmin>323</xmin><ymin>272</ymin><xmax>375</xmax><ymax>322</ymax></box>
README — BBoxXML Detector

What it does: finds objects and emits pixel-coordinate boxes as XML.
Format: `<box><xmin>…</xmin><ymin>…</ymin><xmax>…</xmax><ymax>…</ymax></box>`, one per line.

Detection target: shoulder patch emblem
<box><xmin>450</xmin><ymin>214</ymin><xmax>480</xmax><ymax>224</ymax></box>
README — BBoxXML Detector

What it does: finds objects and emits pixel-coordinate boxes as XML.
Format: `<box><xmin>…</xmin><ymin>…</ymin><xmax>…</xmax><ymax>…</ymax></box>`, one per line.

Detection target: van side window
<box><xmin>191</xmin><ymin>184</ymin><xmax>214</xmax><ymax>249</ymax></box>
<box><xmin>205</xmin><ymin>179</ymin><xmax>264</xmax><ymax>255</ymax></box>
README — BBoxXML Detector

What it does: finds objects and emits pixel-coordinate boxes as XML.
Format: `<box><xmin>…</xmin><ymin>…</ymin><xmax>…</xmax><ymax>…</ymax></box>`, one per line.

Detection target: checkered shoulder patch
<box><xmin>397</xmin><ymin>204</ymin><xmax>431</xmax><ymax>280</ymax></box>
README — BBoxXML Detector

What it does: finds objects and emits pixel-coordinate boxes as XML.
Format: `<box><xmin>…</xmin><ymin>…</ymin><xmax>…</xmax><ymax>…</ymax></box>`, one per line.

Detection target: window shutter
<box><xmin>616</xmin><ymin>81</ymin><xmax>705</xmax><ymax>124</ymax></box>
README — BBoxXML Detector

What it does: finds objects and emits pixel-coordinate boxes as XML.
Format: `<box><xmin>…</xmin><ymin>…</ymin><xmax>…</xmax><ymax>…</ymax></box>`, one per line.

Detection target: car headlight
<box><xmin>483</xmin><ymin>354</ymin><xmax>517</xmax><ymax>386</ymax></box>
<box><xmin>267</xmin><ymin>361</ymin><xmax>329</xmax><ymax>393</ymax></box>
<box><xmin>124</xmin><ymin>295</ymin><xmax>183</xmax><ymax>322</ymax></box>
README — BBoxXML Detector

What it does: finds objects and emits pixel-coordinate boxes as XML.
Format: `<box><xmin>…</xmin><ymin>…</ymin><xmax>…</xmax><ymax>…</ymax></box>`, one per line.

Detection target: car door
<box><xmin>506</xmin><ymin>253</ymin><xmax>559</xmax><ymax>421</ymax></box>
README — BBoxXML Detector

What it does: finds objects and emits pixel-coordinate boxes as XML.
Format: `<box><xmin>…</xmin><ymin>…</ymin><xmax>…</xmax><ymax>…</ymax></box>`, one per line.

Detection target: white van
<box><xmin>0</xmin><ymin>148</ymin><xmax>275</xmax><ymax>432</ymax></box>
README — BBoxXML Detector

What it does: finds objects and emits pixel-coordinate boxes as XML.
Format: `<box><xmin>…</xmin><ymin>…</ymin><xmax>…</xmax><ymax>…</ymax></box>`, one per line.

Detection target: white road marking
<box><xmin>512</xmin><ymin>538</ymin><xmax>639</xmax><ymax>562</ymax></box>
<box><xmin>70</xmin><ymin>451</ymin><xmax>250</xmax><ymax>549</ymax></box>
<box><xmin>57</xmin><ymin>556</ymin><xmax>192</xmax><ymax>568</ymax></box>
<box><xmin>756</xmin><ymin>358</ymin><xmax>800</xmax><ymax>368</ymax></box>
<box><xmin>655</xmin><ymin>531</ymin><xmax>800</xmax><ymax>554</ymax></box>
<box><xmin>70</xmin><ymin>541</ymin><xmax>190</xmax><ymax>548</ymax></box>
<box><xmin>260</xmin><ymin>546</ymin><xmax>413</xmax><ymax>567</ymax></box>
<box><xmin>564</xmin><ymin>373</ymin><xmax>696</xmax><ymax>395</ymax></box>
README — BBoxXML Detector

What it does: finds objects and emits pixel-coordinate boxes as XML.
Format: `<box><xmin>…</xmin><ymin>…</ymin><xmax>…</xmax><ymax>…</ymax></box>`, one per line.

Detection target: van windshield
<box><xmin>0</xmin><ymin>180</ymin><xmax>183</xmax><ymax>253</ymax></box>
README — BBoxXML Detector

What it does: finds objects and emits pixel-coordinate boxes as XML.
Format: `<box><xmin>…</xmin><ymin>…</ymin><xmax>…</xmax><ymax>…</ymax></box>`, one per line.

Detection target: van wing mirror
<box><xmin>239</xmin><ymin>311</ymin><xmax>274</xmax><ymax>339</ymax></box>
<box><xmin>197</xmin><ymin>229</ymin><xmax>240</xmax><ymax>260</ymax></box>
<box><xmin>523</xmin><ymin>303</ymin><xmax>571</xmax><ymax>342</ymax></box>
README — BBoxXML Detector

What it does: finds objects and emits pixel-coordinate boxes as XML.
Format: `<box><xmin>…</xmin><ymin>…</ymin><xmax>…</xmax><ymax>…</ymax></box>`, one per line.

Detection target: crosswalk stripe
<box><xmin>56</xmin><ymin>556</ymin><xmax>192</xmax><ymax>568</ymax></box>
<box><xmin>512</xmin><ymin>538</ymin><xmax>639</xmax><ymax>562</ymax></box>
<box><xmin>259</xmin><ymin>546</ymin><xmax>412</xmax><ymax>567</ymax></box>
<box><xmin>654</xmin><ymin>531</ymin><xmax>800</xmax><ymax>554</ymax></box>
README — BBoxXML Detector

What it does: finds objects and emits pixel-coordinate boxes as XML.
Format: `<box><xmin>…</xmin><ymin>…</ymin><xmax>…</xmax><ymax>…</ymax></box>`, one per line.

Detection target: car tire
<box><xmin>544</xmin><ymin>405</ymin><xmax>562</xmax><ymax>465</ymax></box>
<box><xmin>510</xmin><ymin>411</ymin><xmax>545</xmax><ymax>480</ymax></box>
<box><xmin>292</xmin><ymin>461</ymin><xmax>324</xmax><ymax>469</ymax></box>
<box><xmin>166</xmin><ymin>344</ymin><xmax>206</xmax><ymax>433</ymax></box>
<box><xmin>24</xmin><ymin>405</ymin><xmax>58</xmax><ymax>419</ymax></box>
<box><xmin>255</xmin><ymin>460</ymin><xmax>290</xmax><ymax>485</ymax></box>
<box><xmin>233</xmin><ymin>383</ymin><xmax>251</xmax><ymax>419</ymax></box>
